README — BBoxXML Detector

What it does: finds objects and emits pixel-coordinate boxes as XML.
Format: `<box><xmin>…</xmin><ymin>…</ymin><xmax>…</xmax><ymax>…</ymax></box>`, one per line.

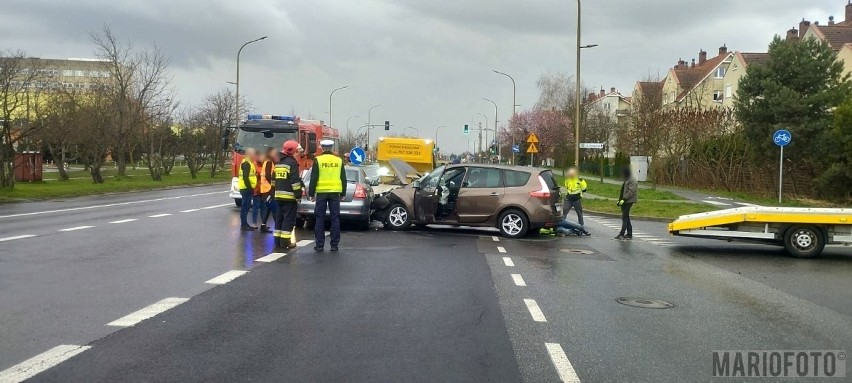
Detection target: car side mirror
<box><xmin>307</xmin><ymin>132</ymin><xmax>317</xmax><ymax>154</ymax></box>
<box><xmin>412</xmin><ymin>180</ymin><xmax>421</xmax><ymax>189</ymax></box>
<box><xmin>371</xmin><ymin>178</ymin><xmax>380</xmax><ymax>186</ymax></box>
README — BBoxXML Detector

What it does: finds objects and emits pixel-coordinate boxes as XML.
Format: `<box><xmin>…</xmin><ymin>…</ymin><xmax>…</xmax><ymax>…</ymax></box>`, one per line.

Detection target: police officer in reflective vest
<box><xmin>272</xmin><ymin>140</ymin><xmax>303</xmax><ymax>249</ymax></box>
<box><xmin>238</xmin><ymin>148</ymin><xmax>259</xmax><ymax>231</ymax></box>
<box><xmin>309</xmin><ymin>140</ymin><xmax>347</xmax><ymax>252</ymax></box>
<box><xmin>563</xmin><ymin>167</ymin><xmax>588</xmax><ymax>228</ymax></box>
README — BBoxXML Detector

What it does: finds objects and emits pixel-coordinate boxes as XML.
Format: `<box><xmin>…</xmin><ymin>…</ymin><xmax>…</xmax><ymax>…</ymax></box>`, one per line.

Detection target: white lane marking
<box><xmin>0</xmin><ymin>344</ymin><xmax>92</xmax><ymax>382</ymax></box>
<box><xmin>503</xmin><ymin>257</ymin><xmax>515</xmax><ymax>267</ymax></box>
<box><xmin>704</xmin><ymin>200</ymin><xmax>731</xmax><ymax>206</ymax></box>
<box><xmin>644</xmin><ymin>238</ymin><xmax>666</xmax><ymax>242</ymax></box>
<box><xmin>107</xmin><ymin>297</ymin><xmax>189</xmax><ymax>327</ymax></box>
<box><xmin>109</xmin><ymin>219</ymin><xmax>137</xmax><ymax>224</ymax></box>
<box><xmin>632</xmin><ymin>235</ymin><xmax>655</xmax><ymax>238</ymax></box>
<box><xmin>492</xmin><ymin>236</ymin><xmax>499</xmax><ymax>242</ymax></box>
<box><xmin>523</xmin><ymin>299</ymin><xmax>547</xmax><ymax>322</ymax></box>
<box><xmin>58</xmin><ymin>226</ymin><xmax>94</xmax><ymax>232</ymax></box>
<box><xmin>200</xmin><ymin>203</ymin><xmax>232</xmax><ymax>210</ymax></box>
<box><xmin>204</xmin><ymin>270</ymin><xmax>248</xmax><ymax>285</ymax></box>
<box><xmin>545</xmin><ymin>343</ymin><xmax>581</xmax><ymax>383</ymax></box>
<box><xmin>256</xmin><ymin>252</ymin><xmax>287</xmax><ymax>263</ymax></box>
<box><xmin>180</xmin><ymin>209</ymin><xmax>200</xmax><ymax>213</ymax></box>
<box><xmin>0</xmin><ymin>234</ymin><xmax>36</xmax><ymax>242</ymax></box>
<box><xmin>148</xmin><ymin>213</ymin><xmax>172</xmax><ymax>218</ymax></box>
<box><xmin>0</xmin><ymin>191</ymin><xmax>227</xmax><ymax>220</ymax></box>
<box><xmin>497</xmin><ymin>246</ymin><xmax>507</xmax><ymax>253</ymax></box>
<box><xmin>296</xmin><ymin>240</ymin><xmax>314</xmax><ymax>247</ymax></box>
<box><xmin>511</xmin><ymin>274</ymin><xmax>527</xmax><ymax>287</ymax></box>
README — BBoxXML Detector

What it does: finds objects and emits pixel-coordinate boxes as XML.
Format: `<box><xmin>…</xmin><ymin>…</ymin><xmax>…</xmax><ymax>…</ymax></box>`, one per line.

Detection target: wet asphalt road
<box><xmin>1</xmin><ymin>186</ymin><xmax>851</xmax><ymax>382</ymax></box>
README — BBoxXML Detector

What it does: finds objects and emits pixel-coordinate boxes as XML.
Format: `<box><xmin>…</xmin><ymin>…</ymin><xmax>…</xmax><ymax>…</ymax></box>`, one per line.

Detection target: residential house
<box><xmin>660</xmin><ymin>46</ymin><xmax>734</xmax><ymax>109</ymax></box>
<box><xmin>720</xmin><ymin>52</ymin><xmax>769</xmax><ymax>109</ymax></box>
<box><xmin>798</xmin><ymin>2</ymin><xmax>852</xmax><ymax>76</ymax></box>
<box><xmin>584</xmin><ymin>87</ymin><xmax>632</xmax><ymax>157</ymax></box>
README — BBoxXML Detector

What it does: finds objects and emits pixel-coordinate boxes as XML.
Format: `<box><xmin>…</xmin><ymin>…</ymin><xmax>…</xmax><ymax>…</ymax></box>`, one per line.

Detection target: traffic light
<box><xmin>384</xmin><ymin>121</ymin><xmax>390</xmax><ymax>131</ymax></box>
<box><xmin>464</xmin><ymin>124</ymin><xmax>469</xmax><ymax>135</ymax></box>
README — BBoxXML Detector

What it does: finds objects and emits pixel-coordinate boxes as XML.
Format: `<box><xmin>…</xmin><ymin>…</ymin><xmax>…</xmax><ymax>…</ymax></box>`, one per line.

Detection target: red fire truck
<box><xmin>226</xmin><ymin>114</ymin><xmax>340</xmax><ymax>206</ymax></box>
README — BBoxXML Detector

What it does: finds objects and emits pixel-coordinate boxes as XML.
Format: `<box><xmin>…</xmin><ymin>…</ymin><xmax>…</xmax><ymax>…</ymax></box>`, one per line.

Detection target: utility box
<box><xmin>630</xmin><ymin>156</ymin><xmax>649</xmax><ymax>182</ymax></box>
<box><xmin>14</xmin><ymin>152</ymin><xmax>43</xmax><ymax>182</ymax></box>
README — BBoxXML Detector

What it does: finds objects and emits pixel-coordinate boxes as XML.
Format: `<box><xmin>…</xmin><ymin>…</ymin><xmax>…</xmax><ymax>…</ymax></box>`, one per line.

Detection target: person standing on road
<box><xmin>258</xmin><ymin>147</ymin><xmax>277</xmax><ymax>233</ymax></box>
<box><xmin>273</xmin><ymin>141</ymin><xmax>303</xmax><ymax>249</ymax></box>
<box><xmin>238</xmin><ymin>148</ymin><xmax>259</xmax><ymax>231</ymax></box>
<box><xmin>563</xmin><ymin>167</ymin><xmax>588</xmax><ymax>227</ymax></box>
<box><xmin>309</xmin><ymin>140</ymin><xmax>347</xmax><ymax>252</ymax></box>
<box><xmin>615</xmin><ymin>167</ymin><xmax>638</xmax><ymax>240</ymax></box>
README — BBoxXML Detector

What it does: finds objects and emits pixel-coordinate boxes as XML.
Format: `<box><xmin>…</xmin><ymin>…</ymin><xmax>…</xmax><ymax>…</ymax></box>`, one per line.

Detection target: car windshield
<box><xmin>234</xmin><ymin>129</ymin><xmax>297</xmax><ymax>152</ymax></box>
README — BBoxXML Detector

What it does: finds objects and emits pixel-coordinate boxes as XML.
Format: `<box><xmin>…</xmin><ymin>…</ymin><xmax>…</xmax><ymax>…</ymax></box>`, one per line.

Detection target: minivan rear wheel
<box><xmin>498</xmin><ymin>209</ymin><xmax>529</xmax><ymax>238</ymax></box>
<box><xmin>384</xmin><ymin>203</ymin><xmax>412</xmax><ymax>230</ymax></box>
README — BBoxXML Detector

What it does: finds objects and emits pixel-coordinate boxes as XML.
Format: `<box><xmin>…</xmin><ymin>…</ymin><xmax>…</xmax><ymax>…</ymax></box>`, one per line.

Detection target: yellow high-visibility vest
<box><xmin>565</xmin><ymin>177</ymin><xmax>587</xmax><ymax>196</ymax></box>
<box><xmin>314</xmin><ymin>154</ymin><xmax>343</xmax><ymax>193</ymax></box>
<box><xmin>259</xmin><ymin>160</ymin><xmax>273</xmax><ymax>194</ymax></box>
<box><xmin>237</xmin><ymin>158</ymin><xmax>257</xmax><ymax>190</ymax></box>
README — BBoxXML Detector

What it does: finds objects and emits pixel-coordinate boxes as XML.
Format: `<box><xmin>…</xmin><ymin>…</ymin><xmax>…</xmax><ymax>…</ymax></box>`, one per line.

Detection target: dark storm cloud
<box><xmin>0</xmin><ymin>0</ymin><xmax>845</xmax><ymax>153</ymax></box>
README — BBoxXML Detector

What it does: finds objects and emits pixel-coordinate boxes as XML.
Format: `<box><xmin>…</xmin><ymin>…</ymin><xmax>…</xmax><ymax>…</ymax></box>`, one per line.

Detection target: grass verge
<box><xmin>582</xmin><ymin>198</ymin><xmax>715</xmax><ymax>221</ymax></box>
<box><xmin>1</xmin><ymin>168</ymin><xmax>229</xmax><ymax>202</ymax></box>
<box><xmin>555</xmin><ymin>175</ymin><xmax>684</xmax><ymax>201</ymax></box>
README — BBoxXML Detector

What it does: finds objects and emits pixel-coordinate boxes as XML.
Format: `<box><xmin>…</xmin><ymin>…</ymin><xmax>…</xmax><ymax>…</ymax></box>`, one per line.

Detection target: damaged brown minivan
<box><xmin>377</xmin><ymin>164</ymin><xmax>563</xmax><ymax>238</ymax></box>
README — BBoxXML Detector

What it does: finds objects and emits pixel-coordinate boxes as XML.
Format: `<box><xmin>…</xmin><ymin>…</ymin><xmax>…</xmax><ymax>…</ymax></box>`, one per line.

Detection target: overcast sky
<box><xmin>0</xmin><ymin>0</ymin><xmax>844</xmax><ymax>153</ymax></box>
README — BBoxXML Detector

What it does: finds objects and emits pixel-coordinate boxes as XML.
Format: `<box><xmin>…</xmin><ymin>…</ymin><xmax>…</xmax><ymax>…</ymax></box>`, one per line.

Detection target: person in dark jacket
<box><xmin>273</xmin><ymin>140</ymin><xmax>303</xmax><ymax>249</ymax></box>
<box><xmin>615</xmin><ymin>167</ymin><xmax>638</xmax><ymax>240</ymax></box>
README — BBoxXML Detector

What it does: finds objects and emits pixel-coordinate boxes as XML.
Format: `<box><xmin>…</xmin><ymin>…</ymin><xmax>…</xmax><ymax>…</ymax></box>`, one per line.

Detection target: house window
<box><xmin>725</xmin><ymin>84</ymin><xmax>733</xmax><ymax>98</ymax></box>
<box><xmin>62</xmin><ymin>69</ymin><xmax>74</xmax><ymax>77</ymax></box>
<box><xmin>713</xmin><ymin>91</ymin><xmax>724</xmax><ymax>102</ymax></box>
<box><xmin>715</xmin><ymin>67</ymin><xmax>726</xmax><ymax>78</ymax></box>
<box><xmin>604</xmin><ymin>102</ymin><xmax>612</xmax><ymax>111</ymax></box>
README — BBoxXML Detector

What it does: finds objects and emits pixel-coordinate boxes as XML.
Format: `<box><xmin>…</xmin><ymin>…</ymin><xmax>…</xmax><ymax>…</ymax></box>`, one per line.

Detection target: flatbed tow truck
<box><xmin>668</xmin><ymin>207</ymin><xmax>852</xmax><ymax>258</ymax></box>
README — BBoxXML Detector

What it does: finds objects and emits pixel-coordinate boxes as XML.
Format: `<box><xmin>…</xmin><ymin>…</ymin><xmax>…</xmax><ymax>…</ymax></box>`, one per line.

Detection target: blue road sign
<box><xmin>349</xmin><ymin>147</ymin><xmax>366</xmax><ymax>165</ymax></box>
<box><xmin>773</xmin><ymin>129</ymin><xmax>792</xmax><ymax>147</ymax></box>
<box><xmin>512</xmin><ymin>144</ymin><xmax>520</xmax><ymax>153</ymax></box>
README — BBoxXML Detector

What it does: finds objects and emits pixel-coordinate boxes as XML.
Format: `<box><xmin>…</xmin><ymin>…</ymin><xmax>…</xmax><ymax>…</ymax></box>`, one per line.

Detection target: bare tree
<box><xmin>630</xmin><ymin>79</ymin><xmax>665</xmax><ymax>187</ymax></box>
<box><xmin>0</xmin><ymin>50</ymin><xmax>45</xmax><ymax>188</ymax></box>
<box><xmin>194</xmin><ymin>88</ymin><xmax>250</xmax><ymax>177</ymax></box>
<box><xmin>90</xmin><ymin>25</ymin><xmax>173</xmax><ymax>178</ymax></box>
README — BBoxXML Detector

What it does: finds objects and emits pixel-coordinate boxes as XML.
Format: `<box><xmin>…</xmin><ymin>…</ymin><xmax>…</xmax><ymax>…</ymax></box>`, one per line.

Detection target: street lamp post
<box><xmin>235</xmin><ymin>36</ymin><xmax>267</xmax><ymax>127</ymax></box>
<box><xmin>482</xmin><ymin>98</ymin><xmax>499</xmax><ymax>163</ymax></box>
<box><xmin>477</xmin><ymin>112</ymin><xmax>488</xmax><ymax>162</ymax></box>
<box><xmin>366</xmin><ymin>104</ymin><xmax>381</xmax><ymax>157</ymax></box>
<box><xmin>328</xmin><ymin>85</ymin><xmax>348</xmax><ymax>129</ymax></box>
<box><xmin>493</xmin><ymin>70</ymin><xmax>516</xmax><ymax>164</ymax></box>
<box><xmin>573</xmin><ymin>0</ymin><xmax>599</xmax><ymax>168</ymax></box>
<box><xmin>435</xmin><ymin>125</ymin><xmax>445</xmax><ymax>147</ymax></box>
<box><xmin>346</xmin><ymin>115</ymin><xmax>359</xmax><ymax>134</ymax></box>
<box><xmin>404</xmin><ymin>126</ymin><xmax>419</xmax><ymax>137</ymax></box>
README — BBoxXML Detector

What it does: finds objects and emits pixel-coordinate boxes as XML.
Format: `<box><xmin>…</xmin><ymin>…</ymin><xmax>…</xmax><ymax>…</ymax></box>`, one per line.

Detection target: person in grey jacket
<box><xmin>615</xmin><ymin>167</ymin><xmax>638</xmax><ymax>240</ymax></box>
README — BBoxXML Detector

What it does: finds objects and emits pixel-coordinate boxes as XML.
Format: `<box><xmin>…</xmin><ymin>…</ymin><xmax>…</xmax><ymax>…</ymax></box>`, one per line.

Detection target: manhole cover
<box><xmin>615</xmin><ymin>297</ymin><xmax>674</xmax><ymax>309</ymax></box>
<box><xmin>559</xmin><ymin>248</ymin><xmax>594</xmax><ymax>255</ymax></box>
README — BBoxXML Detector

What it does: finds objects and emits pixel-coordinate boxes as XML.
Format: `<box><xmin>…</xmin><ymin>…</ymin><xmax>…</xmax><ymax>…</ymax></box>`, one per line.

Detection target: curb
<box><xmin>584</xmin><ymin>209</ymin><xmax>672</xmax><ymax>223</ymax></box>
<box><xmin>0</xmin><ymin>182</ymin><xmax>229</xmax><ymax>204</ymax></box>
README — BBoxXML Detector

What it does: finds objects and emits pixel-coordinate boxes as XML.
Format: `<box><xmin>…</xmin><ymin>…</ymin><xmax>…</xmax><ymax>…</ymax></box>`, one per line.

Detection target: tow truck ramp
<box><xmin>668</xmin><ymin>207</ymin><xmax>851</xmax><ymax>258</ymax></box>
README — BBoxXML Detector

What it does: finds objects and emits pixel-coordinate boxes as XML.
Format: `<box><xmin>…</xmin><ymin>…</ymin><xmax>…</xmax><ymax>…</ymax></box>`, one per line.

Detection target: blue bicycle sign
<box><xmin>773</xmin><ymin>129</ymin><xmax>791</xmax><ymax>147</ymax></box>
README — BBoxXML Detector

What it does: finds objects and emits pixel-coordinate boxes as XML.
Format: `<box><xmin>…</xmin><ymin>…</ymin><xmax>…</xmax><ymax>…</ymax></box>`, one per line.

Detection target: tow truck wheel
<box><xmin>234</xmin><ymin>199</ymin><xmax>242</xmax><ymax>207</ymax></box>
<box><xmin>384</xmin><ymin>204</ymin><xmax>412</xmax><ymax>230</ymax></box>
<box><xmin>783</xmin><ymin>225</ymin><xmax>825</xmax><ymax>258</ymax></box>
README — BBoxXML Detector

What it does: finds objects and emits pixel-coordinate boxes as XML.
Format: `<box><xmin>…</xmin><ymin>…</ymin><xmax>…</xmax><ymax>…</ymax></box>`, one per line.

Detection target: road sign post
<box><xmin>773</xmin><ymin>129</ymin><xmax>791</xmax><ymax>204</ymax></box>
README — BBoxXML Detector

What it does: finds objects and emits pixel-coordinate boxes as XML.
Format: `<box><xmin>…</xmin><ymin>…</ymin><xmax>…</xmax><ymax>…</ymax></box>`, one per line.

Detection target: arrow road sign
<box><xmin>773</xmin><ymin>129</ymin><xmax>791</xmax><ymax>147</ymax></box>
<box><xmin>512</xmin><ymin>144</ymin><xmax>520</xmax><ymax>153</ymax></box>
<box><xmin>579</xmin><ymin>143</ymin><xmax>605</xmax><ymax>149</ymax></box>
<box><xmin>349</xmin><ymin>147</ymin><xmax>365</xmax><ymax>165</ymax></box>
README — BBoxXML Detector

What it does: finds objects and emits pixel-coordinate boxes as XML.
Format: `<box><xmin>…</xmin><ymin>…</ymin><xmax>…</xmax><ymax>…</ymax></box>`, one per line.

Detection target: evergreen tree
<box><xmin>734</xmin><ymin>36</ymin><xmax>852</xmax><ymax>166</ymax></box>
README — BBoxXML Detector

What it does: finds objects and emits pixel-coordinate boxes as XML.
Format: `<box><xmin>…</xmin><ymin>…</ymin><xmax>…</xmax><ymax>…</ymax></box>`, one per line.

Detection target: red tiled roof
<box><xmin>810</xmin><ymin>24</ymin><xmax>852</xmax><ymax>50</ymax></box>
<box><xmin>672</xmin><ymin>52</ymin><xmax>731</xmax><ymax>101</ymax></box>
<box><xmin>739</xmin><ymin>52</ymin><xmax>769</xmax><ymax>66</ymax></box>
